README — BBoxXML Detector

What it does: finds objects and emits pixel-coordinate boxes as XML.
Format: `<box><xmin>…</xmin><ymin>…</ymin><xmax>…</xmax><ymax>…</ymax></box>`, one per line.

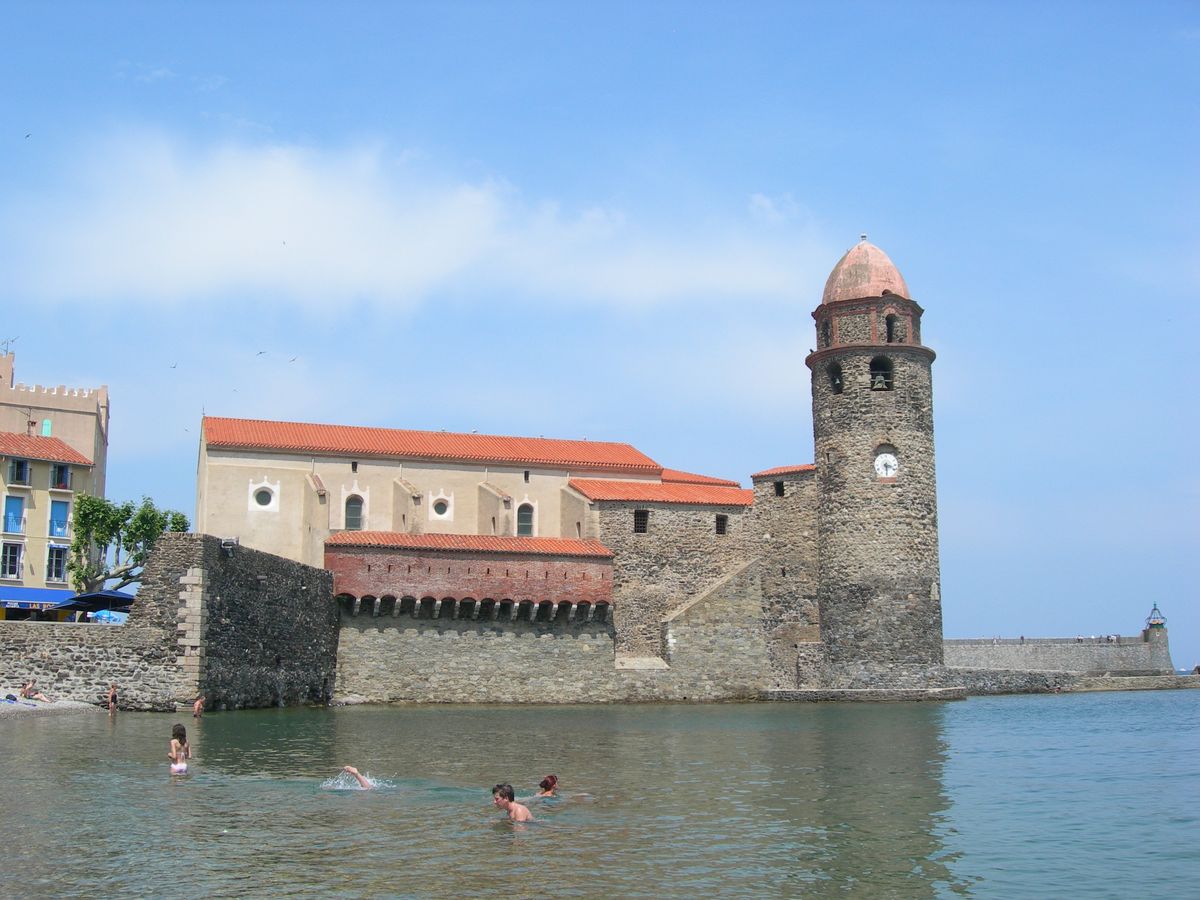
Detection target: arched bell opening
<box><xmin>869</xmin><ymin>356</ymin><xmax>894</xmax><ymax>391</ymax></box>
<box><xmin>827</xmin><ymin>361</ymin><xmax>844</xmax><ymax>395</ymax></box>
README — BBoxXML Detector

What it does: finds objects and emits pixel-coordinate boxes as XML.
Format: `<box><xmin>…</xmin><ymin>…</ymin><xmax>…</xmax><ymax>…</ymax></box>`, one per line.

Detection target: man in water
<box><xmin>492</xmin><ymin>783</ymin><xmax>533</xmax><ymax>822</ymax></box>
<box><xmin>193</xmin><ymin>695</ymin><xmax>205</xmax><ymax>718</ymax></box>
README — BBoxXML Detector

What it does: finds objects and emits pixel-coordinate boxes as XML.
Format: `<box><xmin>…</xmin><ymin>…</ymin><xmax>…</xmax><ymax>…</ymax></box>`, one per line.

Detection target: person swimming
<box><xmin>493</xmin><ymin>783</ymin><xmax>534</xmax><ymax>822</ymax></box>
<box><xmin>341</xmin><ymin>765</ymin><xmax>374</xmax><ymax>790</ymax></box>
<box><xmin>535</xmin><ymin>774</ymin><xmax>558</xmax><ymax>798</ymax></box>
<box><xmin>168</xmin><ymin>723</ymin><xmax>191</xmax><ymax>774</ymax></box>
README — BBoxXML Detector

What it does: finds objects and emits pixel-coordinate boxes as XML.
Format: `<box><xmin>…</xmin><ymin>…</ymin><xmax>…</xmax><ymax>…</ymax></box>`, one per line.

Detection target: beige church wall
<box><xmin>196</xmin><ymin>444</ymin><xmax>662</xmax><ymax>565</ymax></box>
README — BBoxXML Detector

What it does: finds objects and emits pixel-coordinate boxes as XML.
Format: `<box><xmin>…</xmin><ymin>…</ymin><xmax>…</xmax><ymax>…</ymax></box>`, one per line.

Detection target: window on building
<box><xmin>50</xmin><ymin>464</ymin><xmax>71</xmax><ymax>490</ymax></box>
<box><xmin>46</xmin><ymin>546</ymin><xmax>67</xmax><ymax>582</ymax></box>
<box><xmin>3</xmin><ymin>496</ymin><xmax>24</xmax><ymax>534</ymax></box>
<box><xmin>820</xmin><ymin>319</ymin><xmax>832</xmax><ymax>348</ymax></box>
<box><xmin>491</xmin><ymin>516</ymin><xmax>497</xmax><ymax>534</ymax></box>
<box><xmin>49</xmin><ymin>500</ymin><xmax>69</xmax><ymax>538</ymax></box>
<box><xmin>345</xmin><ymin>495</ymin><xmax>364</xmax><ymax>531</ymax></box>
<box><xmin>633</xmin><ymin>509</ymin><xmax>649</xmax><ymax>534</ymax></box>
<box><xmin>869</xmin><ymin>356</ymin><xmax>894</xmax><ymax>391</ymax></box>
<box><xmin>828</xmin><ymin>362</ymin><xmax>844</xmax><ymax>395</ymax></box>
<box><xmin>715</xmin><ymin>514</ymin><xmax>728</xmax><ymax>535</ymax></box>
<box><xmin>774</xmin><ymin>481</ymin><xmax>785</xmax><ymax>497</ymax></box>
<box><xmin>7</xmin><ymin>459</ymin><xmax>30</xmax><ymax>485</ymax></box>
<box><xmin>41</xmin><ymin>419</ymin><xmax>52</xmax><ymax>437</ymax></box>
<box><xmin>0</xmin><ymin>542</ymin><xmax>21</xmax><ymax>579</ymax></box>
<box><xmin>517</xmin><ymin>503</ymin><xmax>534</xmax><ymax>536</ymax></box>
<box><xmin>523</xmin><ymin>470</ymin><xmax>530</xmax><ymax>483</ymax></box>
<box><xmin>351</xmin><ymin>461</ymin><xmax>358</xmax><ymax>473</ymax></box>
<box><xmin>885</xmin><ymin>314</ymin><xmax>899</xmax><ymax>343</ymax></box>
<box><xmin>432</xmin><ymin>498</ymin><xmax>450</xmax><ymax>517</ymax></box>
<box><xmin>254</xmin><ymin>489</ymin><xmax>272</xmax><ymax>507</ymax></box>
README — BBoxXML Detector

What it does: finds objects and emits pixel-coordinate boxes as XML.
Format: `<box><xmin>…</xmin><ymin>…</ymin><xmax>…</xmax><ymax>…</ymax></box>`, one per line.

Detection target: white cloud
<box><xmin>1</xmin><ymin>132</ymin><xmax>835</xmax><ymax>313</ymax></box>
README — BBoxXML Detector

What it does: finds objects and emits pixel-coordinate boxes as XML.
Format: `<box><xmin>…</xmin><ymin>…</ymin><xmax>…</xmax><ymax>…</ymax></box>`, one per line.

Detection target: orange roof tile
<box><xmin>0</xmin><ymin>432</ymin><xmax>92</xmax><ymax>465</ymax></box>
<box><xmin>569</xmin><ymin>479</ymin><xmax>753</xmax><ymax>506</ymax></box>
<box><xmin>660</xmin><ymin>468</ymin><xmax>741</xmax><ymax>487</ymax></box>
<box><xmin>325</xmin><ymin>531</ymin><xmax>613</xmax><ymax>558</ymax></box>
<box><xmin>751</xmin><ymin>464</ymin><xmax>816</xmax><ymax>479</ymax></box>
<box><xmin>203</xmin><ymin>417</ymin><xmax>661</xmax><ymax>474</ymax></box>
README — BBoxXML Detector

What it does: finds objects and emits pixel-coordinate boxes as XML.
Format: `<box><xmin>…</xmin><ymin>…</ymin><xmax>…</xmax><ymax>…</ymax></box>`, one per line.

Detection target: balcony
<box><xmin>49</xmin><ymin>469</ymin><xmax>73</xmax><ymax>491</ymax></box>
<box><xmin>2</xmin><ymin>515</ymin><xmax>26</xmax><ymax>535</ymax></box>
<box><xmin>49</xmin><ymin>519</ymin><xmax>71</xmax><ymax>539</ymax></box>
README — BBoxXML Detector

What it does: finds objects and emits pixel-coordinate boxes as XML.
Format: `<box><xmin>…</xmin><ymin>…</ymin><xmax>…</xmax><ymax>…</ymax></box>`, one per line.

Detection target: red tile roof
<box><xmin>751</xmin><ymin>464</ymin><xmax>816</xmax><ymax>479</ymax></box>
<box><xmin>660</xmin><ymin>468</ymin><xmax>741</xmax><ymax>487</ymax></box>
<box><xmin>203</xmin><ymin>417</ymin><xmax>661</xmax><ymax>474</ymax></box>
<box><xmin>325</xmin><ymin>531</ymin><xmax>614</xmax><ymax>558</ymax></box>
<box><xmin>0</xmin><ymin>432</ymin><xmax>92</xmax><ymax>465</ymax></box>
<box><xmin>569</xmin><ymin>479</ymin><xmax>753</xmax><ymax>506</ymax></box>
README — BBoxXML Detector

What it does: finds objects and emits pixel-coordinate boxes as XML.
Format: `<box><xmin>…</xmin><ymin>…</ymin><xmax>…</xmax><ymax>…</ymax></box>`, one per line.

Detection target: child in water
<box><xmin>168</xmin><ymin>723</ymin><xmax>191</xmax><ymax>774</ymax></box>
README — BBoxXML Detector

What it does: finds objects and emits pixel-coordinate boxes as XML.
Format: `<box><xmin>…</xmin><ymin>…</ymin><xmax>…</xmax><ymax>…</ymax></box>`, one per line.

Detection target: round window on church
<box><xmin>432</xmin><ymin>499</ymin><xmax>449</xmax><ymax>516</ymax></box>
<box><xmin>255</xmin><ymin>489</ymin><xmax>273</xmax><ymax>506</ymax></box>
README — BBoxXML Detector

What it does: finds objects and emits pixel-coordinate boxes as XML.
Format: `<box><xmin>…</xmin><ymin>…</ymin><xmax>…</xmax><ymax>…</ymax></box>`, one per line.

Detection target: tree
<box><xmin>68</xmin><ymin>495</ymin><xmax>190</xmax><ymax>594</ymax></box>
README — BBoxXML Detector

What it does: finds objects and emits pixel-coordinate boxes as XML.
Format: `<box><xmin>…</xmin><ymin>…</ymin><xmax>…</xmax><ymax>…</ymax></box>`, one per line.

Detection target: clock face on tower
<box><xmin>874</xmin><ymin>451</ymin><xmax>898</xmax><ymax>479</ymax></box>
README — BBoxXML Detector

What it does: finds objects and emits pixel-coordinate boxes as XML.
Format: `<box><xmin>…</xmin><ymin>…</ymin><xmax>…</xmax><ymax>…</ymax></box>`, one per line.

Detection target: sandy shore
<box><xmin>0</xmin><ymin>698</ymin><xmax>102</xmax><ymax>719</ymax></box>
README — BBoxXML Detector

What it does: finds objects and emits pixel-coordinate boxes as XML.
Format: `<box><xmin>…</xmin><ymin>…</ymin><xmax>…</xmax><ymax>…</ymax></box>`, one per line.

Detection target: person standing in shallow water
<box><xmin>107</xmin><ymin>684</ymin><xmax>117</xmax><ymax>715</ymax></box>
<box><xmin>168</xmin><ymin>724</ymin><xmax>191</xmax><ymax>775</ymax></box>
<box><xmin>493</xmin><ymin>783</ymin><xmax>533</xmax><ymax>822</ymax></box>
<box><xmin>193</xmin><ymin>695</ymin><xmax>205</xmax><ymax>718</ymax></box>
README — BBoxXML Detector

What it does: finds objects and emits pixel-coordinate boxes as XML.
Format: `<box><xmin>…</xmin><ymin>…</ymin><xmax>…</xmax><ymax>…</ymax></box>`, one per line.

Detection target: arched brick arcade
<box><xmin>335</xmin><ymin>593</ymin><xmax>610</xmax><ymax>624</ymax></box>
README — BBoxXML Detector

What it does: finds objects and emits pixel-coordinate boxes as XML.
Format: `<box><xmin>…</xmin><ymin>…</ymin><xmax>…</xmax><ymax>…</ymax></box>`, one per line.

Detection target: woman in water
<box><xmin>535</xmin><ymin>775</ymin><xmax>558</xmax><ymax>798</ymax></box>
<box><xmin>168</xmin><ymin>723</ymin><xmax>191</xmax><ymax>775</ymax></box>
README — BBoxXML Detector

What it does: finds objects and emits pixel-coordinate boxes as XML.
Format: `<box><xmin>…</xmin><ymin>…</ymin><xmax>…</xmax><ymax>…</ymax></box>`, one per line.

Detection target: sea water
<box><xmin>0</xmin><ymin>690</ymin><xmax>1195</xmax><ymax>897</ymax></box>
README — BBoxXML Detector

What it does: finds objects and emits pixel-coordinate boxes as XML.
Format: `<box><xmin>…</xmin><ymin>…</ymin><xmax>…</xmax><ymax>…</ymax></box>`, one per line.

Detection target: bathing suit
<box><xmin>170</xmin><ymin>762</ymin><xmax>188</xmax><ymax>774</ymax></box>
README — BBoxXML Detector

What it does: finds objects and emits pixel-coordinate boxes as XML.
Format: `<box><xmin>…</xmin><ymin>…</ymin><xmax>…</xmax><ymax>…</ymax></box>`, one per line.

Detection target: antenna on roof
<box><xmin>860</xmin><ymin>233</ymin><xmax>868</xmax><ymax>242</ymax></box>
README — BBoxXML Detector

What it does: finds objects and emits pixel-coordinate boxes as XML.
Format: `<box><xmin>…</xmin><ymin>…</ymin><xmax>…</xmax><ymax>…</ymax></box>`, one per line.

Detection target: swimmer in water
<box><xmin>192</xmin><ymin>695</ymin><xmax>205</xmax><ymax>718</ymax></box>
<box><xmin>535</xmin><ymin>774</ymin><xmax>558</xmax><ymax>797</ymax></box>
<box><xmin>168</xmin><ymin>723</ymin><xmax>191</xmax><ymax>774</ymax></box>
<box><xmin>107</xmin><ymin>683</ymin><xmax>118</xmax><ymax>715</ymax></box>
<box><xmin>341</xmin><ymin>765</ymin><xmax>373</xmax><ymax>790</ymax></box>
<box><xmin>493</xmin><ymin>783</ymin><xmax>534</xmax><ymax>822</ymax></box>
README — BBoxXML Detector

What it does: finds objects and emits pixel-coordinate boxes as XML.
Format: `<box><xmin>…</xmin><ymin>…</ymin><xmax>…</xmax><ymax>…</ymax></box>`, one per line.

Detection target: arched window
<box><xmin>828</xmin><ymin>362</ymin><xmax>844</xmax><ymax>395</ymax></box>
<box><xmin>885</xmin><ymin>314</ymin><xmax>900</xmax><ymax>343</ymax></box>
<box><xmin>345</xmin><ymin>495</ymin><xmax>363</xmax><ymax>530</ymax></box>
<box><xmin>516</xmin><ymin>503</ymin><xmax>534</xmax><ymax>536</ymax></box>
<box><xmin>820</xmin><ymin>319</ymin><xmax>832</xmax><ymax>348</ymax></box>
<box><xmin>869</xmin><ymin>356</ymin><xmax>894</xmax><ymax>391</ymax></box>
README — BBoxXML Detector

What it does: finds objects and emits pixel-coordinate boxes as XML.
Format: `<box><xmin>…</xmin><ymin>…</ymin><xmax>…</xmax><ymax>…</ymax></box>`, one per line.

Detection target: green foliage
<box><xmin>68</xmin><ymin>495</ymin><xmax>190</xmax><ymax>593</ymax></box>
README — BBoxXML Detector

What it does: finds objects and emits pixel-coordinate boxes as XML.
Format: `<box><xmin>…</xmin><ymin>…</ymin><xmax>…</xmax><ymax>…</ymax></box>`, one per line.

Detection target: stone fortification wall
<box><xmin>944</xmin><ymin>631</ymin><xmax>1174</xmax><ymax>675</ymax></box>
<box><xmin>0</xmin><ymin>533</ymin><xmax>337</xmax><ymax>710</ymax></box>
<box><xmin>333</xmin><ymin>556</ymin><xmax>772</xmax><ymax>703</ymax></box>
<box><xmin>597</xmin><ymin>501</ymin><xmax>751</xmax><ymax>656</ymax></box>
<box><xmin>748</xmin><ymin>470</ymin><xmax>820</xmax><ymax>688</ymax></box>
<box><xmin>191</xmin><ymin>534</ymin><xmax>338</xmax><ymax>709</ymax></box>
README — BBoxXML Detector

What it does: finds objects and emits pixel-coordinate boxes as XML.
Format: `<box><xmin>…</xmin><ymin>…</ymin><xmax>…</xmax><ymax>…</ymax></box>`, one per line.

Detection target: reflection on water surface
<box><xmin>0</xmin><ymin>691</ymin><xmax>1194</xmax><ymax>897</ymax></box>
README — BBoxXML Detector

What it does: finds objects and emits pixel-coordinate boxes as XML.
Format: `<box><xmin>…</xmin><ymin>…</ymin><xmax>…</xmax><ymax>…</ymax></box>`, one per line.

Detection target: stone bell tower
<box><xmin>805</xmin><ymin>237</ymin><xmax>943</xmax><ymax>687</ymax></box>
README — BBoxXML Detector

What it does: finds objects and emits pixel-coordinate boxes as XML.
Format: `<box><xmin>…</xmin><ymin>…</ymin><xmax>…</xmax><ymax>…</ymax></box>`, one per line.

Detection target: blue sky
<box><xmin>2</xmin><ymin>2</ymin><xmax>1197</xmax><ymax>667</ymax></box>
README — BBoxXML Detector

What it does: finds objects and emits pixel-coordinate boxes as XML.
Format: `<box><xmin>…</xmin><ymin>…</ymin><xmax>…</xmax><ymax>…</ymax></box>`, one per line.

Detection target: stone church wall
<box><xmin>597</xmin><ymin>501</ymin><xmax>752</xmax><ymax>657</ymax></box>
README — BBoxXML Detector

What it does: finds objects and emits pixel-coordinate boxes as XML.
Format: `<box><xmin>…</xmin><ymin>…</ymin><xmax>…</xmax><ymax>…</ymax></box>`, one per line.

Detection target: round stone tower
<box><xmin>805</xmin><ymin>237</ymin><xmax>943</xmax><ymax>686</ymax></box>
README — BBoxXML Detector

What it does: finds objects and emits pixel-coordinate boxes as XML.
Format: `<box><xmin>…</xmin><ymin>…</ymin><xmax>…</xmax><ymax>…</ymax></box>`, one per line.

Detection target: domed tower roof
<box><xmin>821</xmin><ymin>236</ymin><xmax>910</xmax><ymax>304</ymax></box>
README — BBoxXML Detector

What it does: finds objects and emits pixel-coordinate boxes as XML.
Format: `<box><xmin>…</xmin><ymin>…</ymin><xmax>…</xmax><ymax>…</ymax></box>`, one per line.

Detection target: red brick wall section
<box><xmin>326</xmin><ymin>547</ymin><xmax>613</xmax><ymax>605</ymax></box>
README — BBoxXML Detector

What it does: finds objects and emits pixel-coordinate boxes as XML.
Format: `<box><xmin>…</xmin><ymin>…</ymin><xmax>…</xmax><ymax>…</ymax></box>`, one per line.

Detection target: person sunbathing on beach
<box><xmin>20</xmin><ymin>680</ymin><xmax>51</xmax><ymax>703</ymax></box>
<box><xmin>341</xmin><ymin>766</ymin><xmax>374</xmax><ymax>790</ymax></box>
<box><xmin>493</xmin><ymin>783</ymin><xmax>534</xmax><ymax>822</ymax></box>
